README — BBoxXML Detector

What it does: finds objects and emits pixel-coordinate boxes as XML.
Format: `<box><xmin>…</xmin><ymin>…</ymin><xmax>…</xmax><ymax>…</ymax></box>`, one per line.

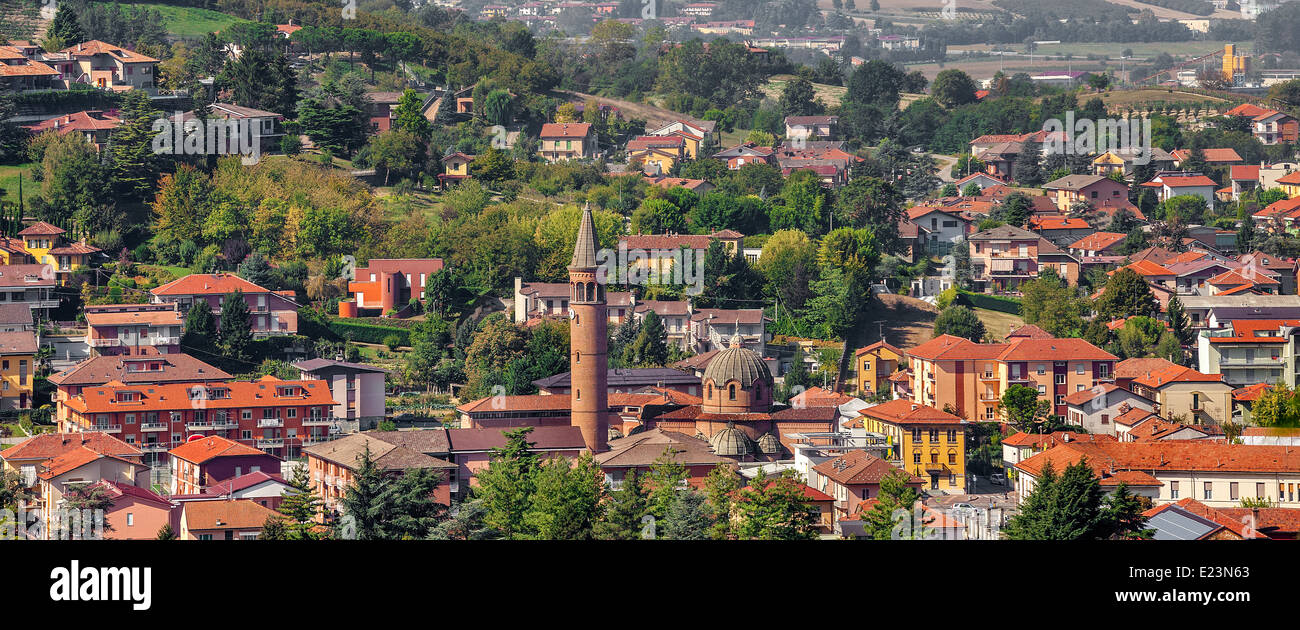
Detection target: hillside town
<box><xmin>0</xmin><ymin>0</ymin><xmax>1298</xmax><ymax>561</ymax></box>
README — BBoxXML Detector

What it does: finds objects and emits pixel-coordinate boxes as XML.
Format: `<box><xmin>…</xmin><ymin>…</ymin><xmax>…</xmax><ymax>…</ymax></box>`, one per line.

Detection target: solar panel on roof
<box><xmin>1147</xmin><ymin>508</ymin><xmax>1218</xmax><ymax>540</ymax></box>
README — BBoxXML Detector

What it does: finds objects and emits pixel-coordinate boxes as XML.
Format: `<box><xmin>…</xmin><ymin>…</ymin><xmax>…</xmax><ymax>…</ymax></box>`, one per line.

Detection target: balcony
<box><xmin>303</xmin><ymin>416</ymin><xmax>331</xmax><ymax>426</ymax></box>
<box><xmin>302</xmin><ymin>436</ymin><xmax>330</xmax><ymax>446</ymax></box>
<box><xmin>257</xmin><ymin>418</ymin><xmax>283</xmax><ymax>428</ymax></box>
<box><xmin>90</xmin><ymin>425</ymin><xmax>121</xmax><ymax>433</ymax></box>
<box><xmin>210</xmin><ymin>418</ymin><xmax>238</xmax><ymax>429</ymax></box>
<box><xmin>148</xmin><ymin>336</ymin><xmax>180</xmax><ymax>345</ymax></box>
<box><xmin>186</xmin><ymin>421</ymin><xmax>213</xmax><ymax>431</ymax></box>
<box><xmin>1220</xmin><ymin>357</ymin><xmax>1284</xmax><ymax>366</ymax></box>
<box><xmin>140</xmin><ymin>422</ymin><xmax>167</xmax><ymax>432</ymax></box>
<box><xmin>256</xmin><ymin>438</ymin><xmax>284</xmax><ymax>449</ymax></box>
<box><xmin>26</xmin><ymin>300</ymin><xmax>60</xmax><ymax>309</ymax></box>
<box><xmin>980</xmin><ymin>393</ymin><xmax>1000</xmax><ymax>401</ymax></box>
<box><xmin>141</xmin><ymin>443</ymin><xmax>168</xmax><ymax>453</ymax></box>
<box><xmin>87</xmin><ymin>337</ymin><xmax>121</xmax><ymax>347</ymax></box>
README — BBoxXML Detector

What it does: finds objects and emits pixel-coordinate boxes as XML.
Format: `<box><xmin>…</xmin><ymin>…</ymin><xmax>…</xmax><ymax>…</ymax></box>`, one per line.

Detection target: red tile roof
<box><xmin>1069</xmin><ymin>231</ymin><xmax>1126</xmax><ymax>251</ymax></box>
<box><xmin>37</xmin><ymin>446</ymin><xmax>145</xmax><ymax>480</ymax></box>
<box><xmin>1017</xmin><ymin>440</ymin><xmax>1300</xmax><ymax>478</ymax></box>
<box><xmin>64</xmin><ymin>378</ymin><xmax>333</xmax><ymax>415</ymax></box>
<box><xmin>812</xmin><ymin>449</ymin><xmax>924</xmax><ymax>486</ymax></box>
<box><xmin>151</xmin><ymin>273</ymin><xmax>275</xmax><ymax>296</ymax></box>
<box><xmin>539</xmin><ymin>122</ymin><xmax>592</xmax><ymax>139</ymax></box>
<box><xmin>859</xmin><ymin>399</ymin><xmax>964</xmax><ymax>426</ymax></box>
<box><xmin>1171</xmin><ymin>148</ymin><xmax>1243</xmax><ymax>163</ymax></box>
<box><xmin>0</xmin><ymin>432</ymin><xmax>140</xmax><ymax>463</ymax></box>
<box><xmin>169</xmin><ymin>435</ymin><xmax>271</xmax><ymax>464</ymax></box>
<box><xmin>182</xmin><ymin>498</ymin><xmax>278</xmax><ymax>531</ymax></box>
<box><xmin>1131</xmin><ymin>364</ymin><xmax>1224</xmax><ymax>389</ymax></box>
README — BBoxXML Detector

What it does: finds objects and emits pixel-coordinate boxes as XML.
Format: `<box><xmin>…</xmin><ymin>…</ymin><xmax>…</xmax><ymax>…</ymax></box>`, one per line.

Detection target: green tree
<box><xmin>368</xmin><ymin>129</ymin><xmax>422</xmax><ymax>186</ymax></box>
<box><xmin>932</xmin><ymin>305</ymin><xmax>986</xmax><ymax>342</ymax></box>
<box><xmin>155</xmin><ymin>523</ymin><xmax>177</xmax><ymax>540</ymax></box>
<box><xmin>1013</xmin><ymin>140</ymin><xmax>1043</xmax><ymax>187</ymax></box>
<box><xmin>392</xmin><ymin>88</ymin><xmax>433</xmax><ymax>140</ymax></box>
<box><xmin>427</xmin><ymin>498</ymin><xmax>498</xmax><ymax>540</ymax></box>
<box><xmin>1003</xmin><ymin>459</ymin><xmax>1131</xmax><ymax>540</ymax></box>
<box><xmin>645</xmin><ymin>446</ymin><xmax>688</xmax><ymax>519</ymax></box>
<box><xmin>862</xmin><ymin>468</ymin><xmax>923</xmax><ymax>540</ymax></box>
<box><xmin>733</xmin><ymin>470</ymin><xmax>819</xmax><ymax>540</ymax></box>
<box><xmin>660</xmin><ymin>489</ymin><xmax>712</xmax><ymax>540</ymax></box>
<box><xmin>1166</xmin><ymin>294</ymin><xmax>1192</xmax><ymax>347</ymax></box>
<box><xmin>110</xmin><ymin>89</ymin><xmax>165</xmax><ymax>201</ymax></box>
<box><xmin>338</xmin><ymin>442</ymin><xmax>387</xmax><ymax>540</ymax></box>
<box><xmin>277</xmin><ymin>463</ymin><xmax>324</xmax><ymax>539</ymax></box>
<box><xmin>779</xmin><ymin>76</ymin><xmax>820</xmax><ymax>117</ymax></box>
<box><xmin>474</xmin><ymin>427</ymin><xmax>541</xmax><ymax>537</ymax></box>
<box><xmin>61</xmin><ymin>483</ymin><xmax>115</xmax><ymax>533</ymax></box>
<box><xmin>703</xmin><ymin>463</ymin><xmax>743</xmax><ymax>539</ymax></box>
<box><xmin>181</xmin><ymin>301</ymin><xmax>215</xmax><ymax>351</ymax></box>
<box><xmin>379</xmin><ymin>466</ymin><xmax>447</xmax><ymax>539</ymax></box>
<box><xmin>218</xmin><ymin>289</ymin><xmax>253</xmax><ymax>361</ymax></box>
<box><xmin>47</xmin><ymin>4</ymin><xmax>84</xmax><ymax>45</ymax></box>
<box><xmin>624</xmin><ymin>310</ymin><xmax>670</xmax><ymax>367</ymax></box>
<box><xmin>594</xmin><ymin>469</ymin><xmax>649</xmax><ymax>540</ymax></box>
<box><xmin>1000</xmin><ymin>384</ymin><xmax>1050</xmax><ymax>432</ymax></box>
<box><xmin>1019</xmin><ymin>268</ymin><xmax>1084</xmax><ymax>337</ymax></box>
<box><xmin>522</xmin><ymin>454</ymin><xmax>604</xmax><ymax>540</ymax></box>
<box><xmin>1099</xmin><ymin>483</ymin><xmax>1155</xmax><ymax>540</ymax></box>
<box><xmin>1096</xmin><ymin>268</ymin><xmax>1159</xmax><ymax>320</ymax></box>
<box><xmin>930</xmin><ymin>69</ymin><xmax>977</xmax><ymax>109</ymax></box>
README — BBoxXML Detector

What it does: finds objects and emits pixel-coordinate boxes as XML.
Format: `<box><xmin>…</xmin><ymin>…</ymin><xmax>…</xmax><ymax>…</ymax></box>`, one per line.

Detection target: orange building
<box><xmin>908</xmin><ymin>334</ymin><xmax>1117</xmax><ymax>422</ymax></box>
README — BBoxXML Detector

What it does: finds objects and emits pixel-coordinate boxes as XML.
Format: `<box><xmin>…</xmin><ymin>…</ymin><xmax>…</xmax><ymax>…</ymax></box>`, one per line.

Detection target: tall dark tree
<box><xmin>863</xmin><ymin>469</ymin><xmax>923</xmax><ymax>540</ymax></box>
<box><xmin>1013</xmin><ymin>141</ymin><xmax>1043</xmax><ymax>187</ymax></box>
<box><xmin>338</xmin><ymin>443</ymin><xmax>386</xmax><ymax>540</ymax></box>
<box><xmin>594</xmin><ymin>469</ymin><xmax>649</xmax><ymax>540</ymax></box>
<box><xmin>1096</xmin><ymin>268</ymin><xmax>1159</xmax><ymax>320</ymax></box>
<box><xmin>660</xmin><ymin>489</ymin><xmax>712</xmax><ymax>540</ymax></box>
<box><xmin>277</xmin><ymin>463</ymin><xmax>324</xmax><ymax>539</ymax></box>
<box><xmin>623</xmin><ymin>310</ymin><xmax>669</xmax><ymax>367</ymax></box>
<box><xmin>110</xmin><ymin>90</ymin><xmax>165</xmax><ymax>201</ymax></box>
<box><xmin>1166</xmin><ymin>295</ymin><xmax>1192</xmax><ymax>348</ymax></box>
<box><xmin>181</xmin><ymin>301</ymin><xmax>215</xmax><ymax>351</ymax></box>
<box><xmin>379</xmin><ymin>467</ymin><xmax>447</xmax><ymax>539</ymax></box>
<box><xmin>218</xmin><ymin>289</ymin><xmax>253</xmax><ymax>361</ymax></box>
<box><xmin>932</xmin><ymin>305</ymin><xmax>986</xmax><ymax>342</ymax></box>
<box><xmin>47</xmin><ymin>5</ymin><xmax>85</xmax><ymax>45</ymax></box>
<box><xmin>474</xmin><ymin>427</ymin><xmax>541</xmax><ymax>538</ymax></box>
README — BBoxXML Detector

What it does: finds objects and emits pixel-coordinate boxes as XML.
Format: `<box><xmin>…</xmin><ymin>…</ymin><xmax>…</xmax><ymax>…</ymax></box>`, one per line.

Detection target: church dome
<box><xmin>608</xmin><ymin>426</ymin><xmax>624</xmax><ymax>441</ymax></box>
<box><xmin>756</xmin><ymin>433</ymin><xmax>781</xmax><ymax>455</ymax></box>
<box><xmin>710</xmin><ymin>423</ymin><xmax>753</xmax><ymax>457</ymax></box>
<box><xmin>702</xmin><ymin>338</ymin><xmax>772</xmax><ymax>387</ymax></box>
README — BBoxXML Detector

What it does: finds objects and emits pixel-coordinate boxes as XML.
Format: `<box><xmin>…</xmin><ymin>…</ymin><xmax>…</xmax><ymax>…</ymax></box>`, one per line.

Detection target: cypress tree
<box><xmin>218</xmin><ymin>289</ymin><xmax>253</xmax><ymax>361</ymax></box>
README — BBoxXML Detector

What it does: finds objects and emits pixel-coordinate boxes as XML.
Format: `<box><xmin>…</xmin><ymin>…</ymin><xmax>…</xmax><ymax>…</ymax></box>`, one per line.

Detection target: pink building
<box><xmin>149</xmin><ymin>273</ymin><xmax>298</xmax><ymax>337</ymax></box>
<box><xmin>94</xmin><ymin>480</ymin><xmax>175</xmax><ymax>540</ymax></box>
<box><xmin>83</xmin><ymin>303</ymin><xmax>182</xmax><ymax>356</ymax></box>
<box><xmin>446</xmin><ymin>426</ymin><xmax>586</xmax><ymax>501</ymax></box>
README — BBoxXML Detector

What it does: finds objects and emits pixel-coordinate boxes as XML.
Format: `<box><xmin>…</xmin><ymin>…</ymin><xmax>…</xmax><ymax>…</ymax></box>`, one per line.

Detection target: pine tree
<box><xmin>521</xmin><ymin>454</ymin><xmax>604</xmax><ymax>540</ymax></box>
<box><xmin>277</xmin><ymin>463</ymin><xmax>323</xmax><ymax>539</ymax></box>
<box><xmin>393</xmin><ymin>88</ymin><xmax>433</xmax><ymax>140</ymax></box>
<box><xmin>594</xmin><ymin>469</ymin><xmax>649</xmax><ymax>540</ymax></box>
<box><xmin>182</xmin><ymin>301</ymin><xmax>215</xmax><ymax>351</ymax></box>
<box><xmin>338</xmin><ymin>442</ymin><xmax>387</xmax><ymax>540</ymax></box>
<box><xmin>1099</xmin><ymin>482</ymin><xmax>1155</xmax><ymax>540</ymax></box>
<box><xmin>1166</xmin><ymin>295</ymin><xmax>1192</xmax><ymax>348</ymax></box>
<box><xmin>427</xmin><ymin>499</ymin><xmax>497</xmax><ymax>540</ymax></box>
<box><xmin>218</xmin><ymin>289</ymin><xmax>253</xmax><ymax>361</ymax></box>
<box><xmin>261</xmin><ymin>515</ymin><xmax>290</xmax><ymax>539</ymax></box>
<box><xmin>474</xmin><ymin>427</ymin><xmax>540</xmax><ymax>537</ymax></box>
<box><xmin>703</xmin><ymin>463</ymin><xmax>742</xmax><ymax>539</ymax></box>
<box><xmin>433</xmin><ymin>89</ymin><xmax>457</xmax><ymax>126</ymax></box>
<box><xmin>660</xmin><ymin>489</ymin><xmax>712</xmax><ymax>539</ymax></box>
<box><xmin>379</xmin><ymin>467</ymin><xmax>447</xmax><ymax>539</ymax></box>
<box><xmin>645</xmin><ymin>446</ymin><xmax>687</xmax><ymax>519</ymax></box>
<box><xmin>155</xmin><ymin>523</ymin><xmax>177</xmax><ymax>540</ymax></box>
<box><xmin>47</xmin><ymin>5</ymin><xmax>84</xmax><ymax>46</ymax></box>
<box><xmin>110</xmin><ymin>90</ymin><xmax>164</xmax><ymax>201</ymax></box>
<box><xmin>625</xmin><ymin>310</ymin><xmax>669</xmax><ymax>367</ymax></box>
<box><xmin>1013</xmin><ymin>140</ymin><xmax>1043</xmax><ymax>187</ymax></box>
<box><xmin>1237</xmin><ymin>213</ymin><xmax>1255</xmax><ymax>251</ymax></box>
<box><xmin>1004</xmin><ymin>459</ymin><xmax>1106</xmax><ymax>540</ymax></box>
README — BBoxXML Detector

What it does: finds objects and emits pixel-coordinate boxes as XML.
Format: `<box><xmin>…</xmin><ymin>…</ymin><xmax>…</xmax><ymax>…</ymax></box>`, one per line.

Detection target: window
<box><xmin>912</xmin><ymin>428</ymin><xmax>922</xmax><ymax>442</ymax></box>
<box><xmin>126</xmin><ymin>513</ymin><xmax>134</xmax><ymax>527</ymax></box>
<box><xmin>1055</xmin><ymin>395</ymin><xmax>1065</xmax><ymax>406</ymax></box>
<box><xmin>985</xmin><ymin>407</ymin><xmax>995</xmax><ymax>420</ymax></box>
<box><xmin>930</xmin><ymin>451</ymin><xmax>939</xmax><ymax>464</ymax></box>
<box><xmin>946</xmin><ymin>429</ymin><xmax>956</xmax><ymax>442</ymax></box>
<box><xmin>1171</xmin><ymin>481</ymin><xmax>1179</xmax><ymax>499</ymax></box>
<box><xmin>1055</xmin><ymin>374</ymin><xmax>1065</xmax><ymax>385</ymax></box>
<box><xmin>1076</xmin><ymin>385</ymin><xmax>1084</xmax><ymax>392</ymax></box>
<box><xmin>928</xmin><ymin>430</ymin><xmax>939</xmax><ymax>442</ymax></box>
<box><xmin>1037</xmin><ymin>385</ymin><xmax>1046</xmax><ymax>395</ymax></box>
<box><xmin>1075</xmin><ymin>363</ymin><xmax>1084</xmax><ymax>375</ymax></box>
<box><xmin>1036</xmin><ymin>364</ymin><xmax>1046</xmax><ymax>375</ymax></box>
<box><xmin>1230</xmin><ymin>482</ymin><xmax>1239</xmax><ymax>501</ymax></box>
<box><xmin>729</xmin><ymin>384</ymin><xmax>736</xmax><ymax>401</ymax></box>
<box><xmin>1191</xmin><ymin>393</ymin><xmax>1201</xmax><ymax>410</ymax></box>
<box><xmin>1258</xmin><ymin>482</ymin><xmax>1266</xmax><ymax>498</ymax></box>
<box><xmin>1101</xmin><ymin>414</ymin><xmax>1109</xmax><ymax>425</ymax></box>
<box><xmin>948</xmin><ymin>451</ymin><xmax>957</xmax><ymax>465</ymax></box>
<box><xmin>913</xmin><ymin>452</ymin><xmax>921</xmax><ymax>464</ymax></box>
<box><xmin>1203</xmin><ymin>482</ymin><xmax>1213</xmax><ymax>501</ymax></box>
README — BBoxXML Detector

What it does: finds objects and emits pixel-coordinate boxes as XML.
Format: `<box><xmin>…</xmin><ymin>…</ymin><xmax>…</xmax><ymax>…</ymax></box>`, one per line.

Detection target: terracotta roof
<box><xmin>26</xmin><ymin>110</ymin><xmax>121</xmax><ymax>135</ymax></box>
<box><xmin>37</xmin><ymin>446</ymin><xmax>145</xmax><ymax>480</ymax></box>
<box><xmin>855</xmin><ymin>340</ymin><xmax>906</xmax><ymax>356</ymax></box>
<box><xmin>59</xmin><ymin>40</ymin><xmax>160</xmax><ymax>63</ymax></box>
<box><xmin>151</xmin><ymin>273</ymin><xmax>277</xmax><ymax>296</ymax></box>
<box><xmin>1131</xmin><ymin>364</ymin><xmax>1225</xmax><ymax>389</ymax></box>
<box><xmin>48</xmin><ymin>352</ymin><xmax>231</xmax><ymax>387</ymax></box>
<box><xmin>84</xmin><ymin>308</ymin><xmax>182</xmax><ymax>327</ymax></box>
<box><xmin>1062</xmin><ymin>383</ymin><xmax>1124</xmax><ymax>406</ymax></box>
<box><xmin>1114</xmin><ymin>406</ymin><xmax>1160</xmax><ymax>428</ymax></box>
<box><xmin>995</xmin><ymin>337</ymin><xmax>1116</xmax><ymax>362</ymax></box>
<box><xmin>1231</xmin><ymin>165</ymin><xmax>1261</xmax><ymax>181</ymax></box>
<box><xmin>1234</xmin><ymin>383</ymin><xmax>1272</xmax><ymax>402</ymax></box>
<box><xmin>859</xmin><ymin>399</ymin><xmax>964</xmax><ymax>426</ymax></box>
<box><xmin>1171</xmin><ymin>148</ymin><xmax>1243</xmax><ymax>164</ymax></box>
<box><xmin>17</xmin><ymin>221</ymin><xmax>64</xmax><ymax>236</ymax></box>
<box><xmin>0</xmin><ymin>330</ymin><xmax>37</xmax><ymax>354</ymax></box>
<box><xmin>812</xmin><ymin>449</ymin><xmax>923</xmax><ymax>486</ymax></box>
<box><xmin>539</xmin><ymin>122</ymin><xmax>592</xmax><ymax>138</ymax></box>
<box><xmin>1158</xmin><ymin>174</ymin><xmax>1218</xmax><ymax>188</ymax></box>
<box><xmin>0</xmin><ymin>431</ymin><xmax>139</xmax><ymax>463</ymax></box>
<box><xmin>789</xmin><ymin>385</ymin><xmax>855</xmax><ymax>407</ymax></box>
<box><xmin>1015</xmin><ymin>440</ymin><xmax>1300</xmax><ymax>479</ymax></box>
<box><xmin>621</xmin><ymin>233</ymin><xmax>713</xmax><ymax>250</ymax></box>
<box><xmin>204</xmin><ymin>471</ymin><xmax>289</xmax><ymax>495</ymax></box>
<box><xmin>1005</xmin><ymin>324</ymin><xmax>1053</xmax><ymax>340</ymax></box>
<box><xmin>1069</xmin><ymin>232</ymin><xmax>1126</xmax><ymax>252</ymax></box>
<box><xmin>596</xmin><ymin>429</ymin><xmax>730</xmax><ymax>468</ymax></box>
<box><xmin>907</xmin><ymin>334</ymin><xmax>1007</xmax><ymax>361</ymax></box>
<box><xmin>182</xmin><ymin>498</ymin><xmax>277</xmax><ymax>531</ymax></box>
<box><xmin>1204</xmin><ymin>319</ymin><xmax>1300</xmax><ymax>343</ymax></box>
<box><xmin>445</xmin><ymin>426</ymin><xmax>586</xmax><ymax>452</ymax></box>
<box><xmin>1117</xmin><ymin>260</ymin><xmax>1176</xmax><ymax>277</ymax></box>
<box><xmin>1114</xmin><ymin>357</ymin><xmax>1178</xmax><ymax>380</ymax></box>
<box><xmin>1208</xmin><ymin>269</ymin><xmax>1279</xmax><ymax>286</ymax></box>
<box><xmin>96</xmin><ymin>479</ymin><xmax>173</xmax><ymax>506</ymax></box>
<box><xmin>169</xmin><ymin>435</ymin><xmax>273</xmax><ymax>464</ymax></box>
<box><xmin>64</xmin><ymin>378</ymin><xmax>333</xmax><ymax>415</ymax></box>
<box><xmin>1127</xmin><ymin>418</ymin><xmax>1211</xmax><ymax>442</ymax></box>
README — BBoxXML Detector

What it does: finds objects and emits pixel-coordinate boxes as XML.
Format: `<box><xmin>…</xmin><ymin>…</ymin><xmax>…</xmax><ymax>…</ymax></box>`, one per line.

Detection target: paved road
<box><xmin>931</xmin><ymin>153</ymin><xmax>960</xmax><ymax>183</ymax></box>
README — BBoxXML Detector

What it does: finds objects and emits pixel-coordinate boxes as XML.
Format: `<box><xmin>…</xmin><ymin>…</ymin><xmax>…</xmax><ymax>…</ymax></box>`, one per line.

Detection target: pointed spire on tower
<box><xmin>570</xmin><ymin>202</ymin><xmax>598</xmax><ymax>270</ymax></box>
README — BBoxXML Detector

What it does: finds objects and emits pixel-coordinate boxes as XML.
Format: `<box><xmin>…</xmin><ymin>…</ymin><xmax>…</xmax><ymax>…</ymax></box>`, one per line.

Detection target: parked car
<box><xmin>990</xmin><ymin>472</ymin><xmax>1006</xmax><ymax>485</ymax></box>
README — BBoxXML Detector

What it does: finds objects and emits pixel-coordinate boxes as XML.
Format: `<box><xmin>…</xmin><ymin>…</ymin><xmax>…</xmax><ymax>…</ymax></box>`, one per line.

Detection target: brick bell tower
<box><xmin>568</xmin><ymin>203</ymin><xmax>609</xmax><ymax>453</ymax></box>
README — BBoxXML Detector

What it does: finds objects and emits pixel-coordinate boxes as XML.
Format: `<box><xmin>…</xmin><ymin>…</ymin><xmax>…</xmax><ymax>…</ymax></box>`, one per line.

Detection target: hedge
<box><xmin>328</xmin><ymin>320</ymin><xmax>411</xmax><ymax>346</ymax></box>
<box><xmin>957</xmin><ymin>290</ymin><xmax>1021</xmax><ymax>315</ymax></box>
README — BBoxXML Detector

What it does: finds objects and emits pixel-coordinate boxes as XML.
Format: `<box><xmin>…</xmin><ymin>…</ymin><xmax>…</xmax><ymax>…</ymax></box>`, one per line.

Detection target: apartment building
<box><xmin>293</xmin><ymin>358</ymin><xmax>388</xmax><ymax>431</ymax></box>
<box><xmin>303</xmin><ymin>431</ymin><xmax>457</xmax><ymax>518</ymax></box>
<box><xmin>0</xmin><ymin>330</ymin><xmax>36</xmax><ymax>410</ymax></box>
<box><xmin>59</xmin><ymin>377</ymin><xmax>336</xmax><ymax>467</ymax></box>
<box><xmin>538</xmin><ymin>122</ymin><xmax>597</xmax><ymax>162</ymax></box>
<box><xmin>0</xmin><ymin>263</ymin><xmax>59</xmax><ymax>319</ymax></box>
<box><xmin>45</xmin><ymin>40</ymin><xmax>160</xmax><ymax>92</ymax></box>
<box><xmin>1178</xmin><ymin>294</ymin><xmax>1300</xmax><ymax>330</ymax></box>
<box><xmin>908</xmin><ymin>334</ymin><xmax>1117</xmax><ymax>422</ymax></box>
<box><xmin>1197</xmin><ymin>320</ymin><xmax>1300</xmax><ymax>386</ymax></box>
<box><xmin>857</xmin><ymin>399</ymin><xmax>967</xmax><ymax>494</ymax></box>
<box><xmin>168</xmin><ymin>435</ymin><xmax>282</xmax><ymax>496</ymax></box>
<box><xmin>1063</xmin><ymin>384</ymin><xmax>1157</xmax><ymax>436</ymax></box>
<box><xmin>854</xmin><ymin>341</ymin><xmax>906</xmax><ymax>396</ymax></box>
<box><xmin>150</xmin><ymin>273</ymin><xmax>298</xmax><ymax>337</ymax></box>
<box><xmin>967</xmin><ymin>224</ymin><xmax>1081</xmax><ymax>293</ymax></box>
<box><xmin>1014</xmin><ymin>440</ymin><xmax>1300</xmax><ymax>508</ymax></box>
<box><xmin>83</xmin><ymin>304</ymin><xmax>182</xmax><ymax>356</ymax></box>
<box><xmin>1129</xmin><ymin>364</ymin><xmax>1234</xmax><ymax>427</ymax></box>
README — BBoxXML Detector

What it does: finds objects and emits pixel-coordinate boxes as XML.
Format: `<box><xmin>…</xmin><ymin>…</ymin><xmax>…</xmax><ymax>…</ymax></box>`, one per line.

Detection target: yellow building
<box><xmin>17</xmin><ymin>221</ymin><xmax>101</xmax><ymax>285</ymax></box>
<box><xmin>854</xmin><ymin>340</ymin><xmax>905</xmax><ymax>397</ymax></box>
<box><xmin>0</xmin><ymin>330</ymin><xmax>37</xmax><ymax>410</ymax></box>
<box><xmin>859</xmin><ymin>399</ymin><xmax>966</xmax><ymax>493</ymax></box>
<box><xmin>1091</xmin><ymin>151</ymin><xmax>1127</xmax><ymax>176</ymax></box>
<box><xmin>437</xmin><ymin>152</ymin><xmax>474</xmax><ymax>188</ymax></box>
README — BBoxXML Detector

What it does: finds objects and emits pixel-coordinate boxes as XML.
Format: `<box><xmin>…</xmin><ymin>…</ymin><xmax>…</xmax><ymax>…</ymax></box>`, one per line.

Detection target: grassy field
<box><xmin>974</xmin><ymin>308</ymin><xmax>1026</xmax><ymax>341</ymax></box>
<box><xmin>1096</xmin><ymin>87</ymin><xmax>1230</xmax><ymax>109</ymax></box>
<box><xmin>0</xmin><ymin>162</ymin><xmax>36</xmax><ymax>207</ymax></box>
<box><xmin>761</xmin><ymin>74</ymin><xmax>848</xmax><ymax>109</ymax></box>
<box><xmin>126</xmin><ymin>3</ymin><xmax>246</xmax><ymax>39</ymax></box>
